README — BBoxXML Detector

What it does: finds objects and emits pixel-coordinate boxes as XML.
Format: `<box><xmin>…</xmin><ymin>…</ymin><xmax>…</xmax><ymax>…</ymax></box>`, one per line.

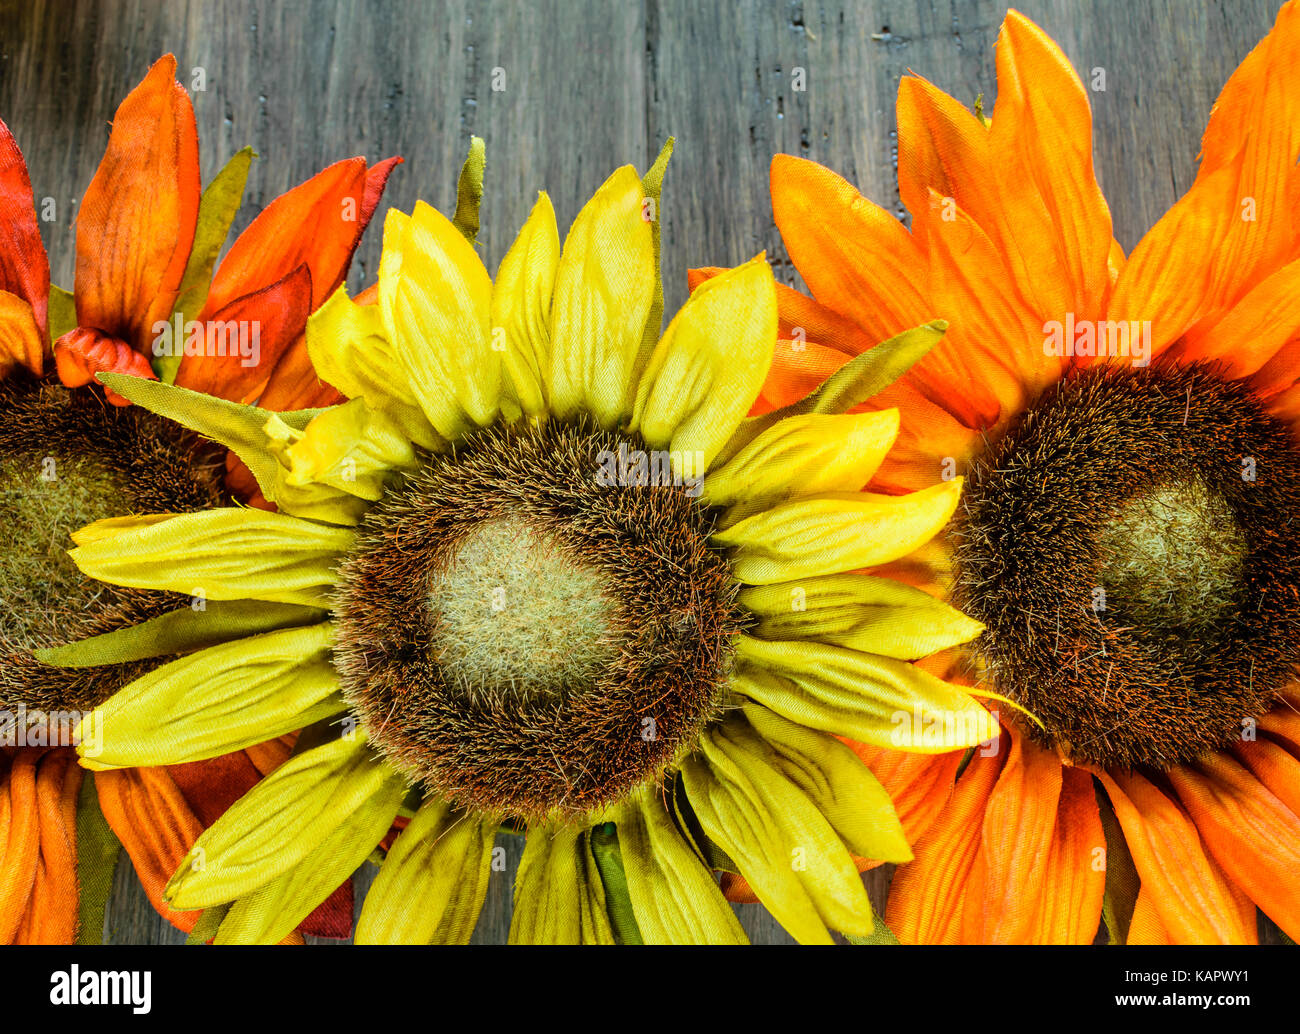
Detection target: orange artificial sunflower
<box><xmin>698</xmin><ymin>5</ymin><xmax>1300</xmax><ymax>943</ymax></box>
<box><xmin>0</xmin><ymin>54</ymin><xmax>395</xmax><ymax>943</ymax></box>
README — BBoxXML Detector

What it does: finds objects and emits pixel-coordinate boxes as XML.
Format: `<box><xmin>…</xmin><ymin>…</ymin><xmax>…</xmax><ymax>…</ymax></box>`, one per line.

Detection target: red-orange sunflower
<box><xmin>699</xmin><ymin>6</ymin><xmax>1300</xmax><ymax>943</ymax></box>
<box><xmin>0</xmin><ymin>55</ymin><xmax>395</xmax><ymax>943</ymax></box>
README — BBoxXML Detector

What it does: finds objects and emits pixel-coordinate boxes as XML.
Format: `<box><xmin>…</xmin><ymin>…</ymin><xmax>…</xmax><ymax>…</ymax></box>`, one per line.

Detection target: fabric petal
<box><xmin>1167</xmin><ymin>751</ymin><xmax>1300</xmax><ymax>940</ymax></box>
<box><xmin>1096</xmin><ymin>768</ymin><xmax>1257</xmax><ymax>943</ymax></box>
<box><xmin>74</xmin><ymin>55</ymin><xmax>199</xmax><ymax>350</ymax></box>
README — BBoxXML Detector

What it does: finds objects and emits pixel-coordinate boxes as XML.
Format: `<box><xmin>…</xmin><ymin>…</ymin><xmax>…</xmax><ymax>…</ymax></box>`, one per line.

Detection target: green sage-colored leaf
<box><xmin>96</xmin><ymin>372</ymin><xmax>325</xmax><ymax>506</ymax></box>
<box><xmin>74</xmin><ymin>772</ymin><xmax>120</xmax><ymax>945</ymax></box>
<box><xmin>590</xmin><ymin>821</ymin><xmax>644</xmax><ymax>945</ymax></box>
<box><xmin>1097</xmin><ymin>781</ymin><xmax>1140</xmax><ymax>945</ymax></box>
<box><xmin>716</xmin><ymin>320</ymin><xmax>947</xmax><ymax>464</ymax></box>
<box><xmin>48</xmin><ymin>285</ymin><xmax>77</xmax><ymax>341</ymax></box>
<box><xmin>36</xmin><ymin>599</ymin><xmax>327</xmax><ymax>668</ymax></box>
<box><xmin>452</xmin><ymin>136</ymin><xmax>485</xmax><ymax>244</ymax></box>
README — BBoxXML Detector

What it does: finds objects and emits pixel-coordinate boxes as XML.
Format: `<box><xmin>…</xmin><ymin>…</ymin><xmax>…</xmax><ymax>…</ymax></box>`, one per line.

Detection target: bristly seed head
<box><xmin>954</xmin><ymin>362</ymin><xmax>1300</xmax><ymax>770</ymax></box>
<box><xmin>0</xmin><ymin>375</ymin><xmax>225</xmax><ymax>719</ymax></box>
<box><xmin>333</xmin><ymin>418</ymin><xmax>744</xmax><ymax>822</ymax></box>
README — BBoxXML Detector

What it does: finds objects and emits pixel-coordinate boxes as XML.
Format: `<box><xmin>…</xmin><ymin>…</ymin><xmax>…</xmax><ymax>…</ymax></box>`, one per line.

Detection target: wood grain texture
<box><xmin>0</xmin><ymin>0</ymin><xmax>1282</xmax><ymax>944</ymax></box>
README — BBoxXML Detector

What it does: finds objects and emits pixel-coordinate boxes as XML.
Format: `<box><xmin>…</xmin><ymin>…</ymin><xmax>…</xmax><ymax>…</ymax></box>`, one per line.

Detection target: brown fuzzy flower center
<box><xmin>0</xmin><ymin>375</ymin><xmax>224</xmax><ymax>720</ymax></box>
<box><xmin>333</xmin><ymin>418</ymin><xmax>743</xmax><ymax>821</ymax></box>
<box><xmin>953</xmin><ymin>363</ymin><xmax>1300</xmax><ymax>769</ymax></box>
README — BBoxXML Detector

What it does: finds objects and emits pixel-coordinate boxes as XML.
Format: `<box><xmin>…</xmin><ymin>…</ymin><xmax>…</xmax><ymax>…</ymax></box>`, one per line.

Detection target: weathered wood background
<box><xmin>0</xmin><ymin>0</ymin><xmax>1281</xmax><ymax>944</ymax></box>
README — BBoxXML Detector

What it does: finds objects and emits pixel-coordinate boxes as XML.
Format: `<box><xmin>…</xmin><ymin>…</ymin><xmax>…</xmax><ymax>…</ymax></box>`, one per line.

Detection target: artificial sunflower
<box><xmin>713</xmin><ymin>5</ymin><xmax>1300</xmax><ymax>943</ymax></box>
<box><xmin>63</xmin><ymin>142</ymin><xmax>998</xmax><ymax>945</ymax></box>
<box><xmin>0</xmin><ymin>54</ymin><xmax>395</xmax><ymax>943</ymax></box>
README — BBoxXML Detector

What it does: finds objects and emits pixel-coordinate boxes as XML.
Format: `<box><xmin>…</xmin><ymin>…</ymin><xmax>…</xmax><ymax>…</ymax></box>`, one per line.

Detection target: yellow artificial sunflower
<box><xmin>62</xmin><ymin>142</ymin><xmax>997</xmax><ymax>945</ymax></box>
<box><xmin>713</xmin><ymin>5</ymin><xmax>1300</xmax><ymax>943</ymax></box>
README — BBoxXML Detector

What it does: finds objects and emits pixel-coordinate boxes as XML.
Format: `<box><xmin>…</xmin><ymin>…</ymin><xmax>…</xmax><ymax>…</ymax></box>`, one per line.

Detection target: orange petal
<box><xmin>202</xmin><ymin>156</ymin><xmax>392</xmax><ymax>317</ymax></box>
<box><xmin>1127</xmin><ymin>884</ymin><xmax>1174</xmax><ymax>944</ymax></box>
<box><xmin>846</xmin><ymin>742</ymin><xmax>962</xmax><ymax>848</ymax></box>
<box><xmin>94</xmin><ymin>767</ymin><xmax>203</xmax><ymax>933</ymax></box>
<box><xmin>0</xmin><ymin>289</ymin><xmax>45</xmax><ymax>377</ymax></box>
<box><xmin>754</xmin><ymin>338</ymin><xmax>849</xmax><ymax>413</ymax></box>
<box><xmin>1193</xmin><ymin>0</ymin><xmax>1300</xmax><ymax>311</ymax></box>
<box><xmin>911</xmin><ymin>190</ymin><xmax>1039</xmax><ymax>427</ymax></box>
<box><xmin>1032</xmin><ymin>766</ymin><xmax>1106</xmax><ymax>943</ymax></box>
<box><xmin>769</xmin><ymin>154</ymin><xmax>931</xmax><ymax>347</ymax></box>
<box><xmin>976</xmin><ymin>725</ymin><xmax>1064</xmax><ymax>942</ymax></box>
<box><xmin>1232</xmin><ymin>735</ymin><xmax>1300</xmax><ymax>817</ymax></box>
<box><xmin>1174</xmin><ymin>256</ymin><xmax>1300</xmax><ymax>380</ymax></box>
<box><xmin>0</xmin><ymin>118</ymin><xmax>49</xmax><ymax>340</ymax></box>
<box><xmin>1107</xmin><ymin>163</ymin><xmax>1240</xmax><ymax>358</ymax></box>
<box><xmin>53</xmin><ymin>326</ymin><xmax>158</xmax><ymax>405</ymax></box>
<box><xmin>25</xmin><ymin>750</ymin><xmax>80</xmax><ymax>944</ymax></box>
<box><xmin>885</xmin><ymin>740</ymin><xmax>1005</xmax><ymax>943</ymax></box>
<box><xmin>74</xmin><ymin>55</ymin><xmax>199</xmax><ymax>351</ymax></box>
<box><xmin>1096</xmin><ymin>767</ymin><xmax>1257</xmax><ymax>943</ymax></box>
<box><xmin>1168</xmin><ymin>751</ymin><xmax>1300</xmax><ymax>940</ymax></box>
<box><xmin>166</xmin><ymin>751</ymin><xmax>266</xmax><ymax>828</ymax></box>
<box><xmin>895</xmin><ymin>74</ymin><xmax>999</xmax><ymax>269</ymax></box>
<box><xmin>254</xmin><ymin>331</ymin><xmax>347</xmax><ymax>411</ymax></box>
<box><xmin>173</xmin><ymin>264</ymin><xmax>313</xmax><ymax>403</ymax></box>
<box><xmin>0</xmin><ymin>751</ymin><xmax>41</xmax><ymax>944</ymax></box>
<box><xmin>988</xmin><ymin>11</ymin><xmax>1114</xmax><ymax>321</ymax></box>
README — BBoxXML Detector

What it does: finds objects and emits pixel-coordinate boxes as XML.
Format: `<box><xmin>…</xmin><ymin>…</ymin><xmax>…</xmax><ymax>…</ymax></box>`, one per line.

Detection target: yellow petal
<box><xmin>69</xmin><ymin>509</ymin><xmax>351</xmax><ymax>607</ymax></box>
<box><xmin>355</xmin><ymin>797</ymin><xmax>496</xmax><ymax>944</ymax></box>
<box><xmin>276</xmin><ymin>400</ymin><xmax>420</xmax><ymax>501</ymax></box>
<box><xmin>548</xmin><ymin>165</ymin><xmax>657</xmax><ymax>427</ymax></box>
<box><xmin>214</xmin><ymin>773</ymin><xmax>406</xmax><ymax>944</ymax></box>
<box><xmin>380</xmin><ymin>201</ymin><xmax>499</xmax><ymax>439</ymax></box>
<box><xmin>306</xmin><ymin>285</ymin><xmax>443</xmax><ymax>449</ymax></box>
<box><xmin>703</xmin><ymin>409</ymin><xmax>901</xmax><ymax>523</ymax></box>
<box><xmin>166</xmin><ymin>734</ymin><xmax>398</xmax><ymax>910</ymax></box>
<box><xmin>509</xmin><ymin>823</ymin><xmax>615</xmax><ymax>944</ymax></box>
<box><xmin>710</xmin><ymin>480</ymin><xmax>962</xmax><ymax>585</ymax></box>
<box><xmin>733</xmin><ymin>635</ymin><xmax>998</xmax><ymax>751</ymax></box>
<box><xmin>737</xmin><ymin>573</ymin><xmax>984</xmax><ymax>659</ymax></box>
<box><xmin>679</xmin><ymin>744</ymin><xmax>832</xmax><ymax>944</ymax></box>
<box><xmin>631</xmin><ymin>254</ymin><xmax>777</xmax><ymax>473</ymax></box>
<box><xmin>613</xmin><ymin>783</ymin><xmax>748</xmax><ymax>945</ymax></box>
<box><xmin>704</xmin><ymin>717</ymin><xmax>875</xmax><ymax>937</ymax></box>
<box><xmin>76</xmin><ymin>623</ymin><xmax>342</xmax><ymax>770</ymax></box>
<box><xmin>742</xmin><ymin>701</ymin><xmax>911</xmax><ymax>863</ymax></box>
<box><xmin>492</xmin><ymin>192</ymin><xmax>560</xmax><ymax>418</ymax></box>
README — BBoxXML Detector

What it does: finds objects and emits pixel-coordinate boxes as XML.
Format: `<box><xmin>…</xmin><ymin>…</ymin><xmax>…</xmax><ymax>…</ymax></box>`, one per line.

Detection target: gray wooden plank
<box><xmin>0</xmin><ymin>0</ymin><xmax>1285</xmax><ymax>945</ymax></box>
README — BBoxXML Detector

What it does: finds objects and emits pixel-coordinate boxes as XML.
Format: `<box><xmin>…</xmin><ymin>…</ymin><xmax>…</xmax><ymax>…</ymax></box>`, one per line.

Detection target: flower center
<box><xmin>0</xmin><ymin>376</ymin><xmax>224</xmax><ymax>718</ymax></box>
<box><xmin>334</xmin><ymin>419</ymin><xmax>742</xmax><ymax>821</ymax></box>
<box><xmin>954</xmin><ymin>363</ymin><xmax>1300</xmax><ymax>769</ymax></box>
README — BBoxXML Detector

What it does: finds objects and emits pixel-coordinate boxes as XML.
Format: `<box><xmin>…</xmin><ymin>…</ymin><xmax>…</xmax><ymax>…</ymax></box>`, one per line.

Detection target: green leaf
<box><xmin>161</xmin><ymin>147</ymin><xmax>255</xmax><ymax>382</ymax></box>
<box><xmin>48</xmin><ymin>285</ymin><xmax>77</xmax><ymax>341</ymax></box>
<box><xmin>716</xmin><ymin>319</ymin><xmax>947</xmax><ymax>464</ymax></box>
<box><xmin>97</xmin><ymin>373</ymin><xmax>323</xmax><ymax>506</ymax></box>
<box><xmin>185</xmin><ymin>903</ymin><xmax>231</xmax><ymax>945</ymax></box>
<box><xmin>844</xmin><ymin>901</ymin><xmax>900</xmax><ymax>944</ymax></box>
<box><xmin>638</xmin><ymin>138</ymin><xmax>674</xmax><ymax>357</ymax></box>
<box><xmin>590</xmin><ymin>822</ymin><xmax>644</xmax><ymax>945</ymax></box>
<box><xmin>1097</xmin><ymin>780</ymin><xmax>1139</xmax><ymax>945</ymax></box>
<box><xmin>452</xmin><ymin>137</ymin><xmax>485</xmax><ymax>244</ymax></box>
<box><xmin>74</xmin><ymin>772</ymin><xmax>121</xmax><ymax>945</ymax></box>
<box><xmin>36</xmin><ymin>599</ymin><xmax>328</xmax><ymax>668</ymax></box>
